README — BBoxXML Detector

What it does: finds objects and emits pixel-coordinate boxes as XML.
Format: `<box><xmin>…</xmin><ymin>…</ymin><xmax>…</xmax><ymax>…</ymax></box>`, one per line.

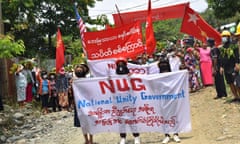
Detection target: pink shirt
<box><xmin>198</xmin><ymin>47</ymin><xmax>212</xmax><ymax>62</ymax></box>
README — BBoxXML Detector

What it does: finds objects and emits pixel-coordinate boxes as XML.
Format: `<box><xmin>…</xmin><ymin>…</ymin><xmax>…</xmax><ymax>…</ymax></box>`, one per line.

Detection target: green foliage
<box><xmin>153</xmin><ymin>19</ymin><xmax>183</xmax><ymax>48</ymax></box>
<box><xmin>2</xmin><ymin>0</ymin><xmax>104</xmax><ymax>59</ymax></box>
<box><xmin>201</xmin><ymin>7</ymin><xmax>240</xmax><ymax>32</ymax></box>
<box><xmin>208</xmin><ymin>0</ymin><xmax>240</xmax><ymax>19</ymax></box>
<box><xmin>0</xmin><ymin>35</ymin><xmax>25</xmax><ymax>58</ymax></box>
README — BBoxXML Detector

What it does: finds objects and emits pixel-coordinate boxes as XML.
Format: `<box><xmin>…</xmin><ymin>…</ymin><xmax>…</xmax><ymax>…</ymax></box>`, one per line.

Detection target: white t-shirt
<box><xmin>169</xmin><ymin>56</ymin><xmax>181</xmax><ymax>72</ymax></box>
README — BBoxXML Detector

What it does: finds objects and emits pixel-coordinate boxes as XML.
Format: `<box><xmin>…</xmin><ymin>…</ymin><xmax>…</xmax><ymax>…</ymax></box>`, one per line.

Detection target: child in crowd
<box><xmin>48</xmin><ymin>72</ymin><xmax>58</xmax><ymax>112</ymax></box>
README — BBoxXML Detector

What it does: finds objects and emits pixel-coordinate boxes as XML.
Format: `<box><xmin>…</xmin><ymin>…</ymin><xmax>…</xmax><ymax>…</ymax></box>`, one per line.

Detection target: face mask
<box><xmin>148</xmin><ymin>58</ymin><xmax>154</xmax><ymax>63</ymax></box>
<box><xmin>222</xmin><ymin>37</ymin><xmax>228</xmax><ymax>43</ymax></box>
<box><xmin>138</xmin><ymin>59</ymin><xmax>142</xmax><ymax>64</ymax></box>
<box><xmin>43</xmin><ymin>75</ymin><xmax>48</xmax><ymax>79</ymax></box>
<box><xmin>68</xmin><ymin>73</ymin><xmax>73</xmax><ymax>77</ymax></box>
<box><xmin>75</xmin><ymin>71</ymin><xmax>85</xmax><ymax>78</ymax></box>
<box><xmin>50</xmin><ymin>75</ymin><xmax>55</xmax><ymax>79</ymax></box>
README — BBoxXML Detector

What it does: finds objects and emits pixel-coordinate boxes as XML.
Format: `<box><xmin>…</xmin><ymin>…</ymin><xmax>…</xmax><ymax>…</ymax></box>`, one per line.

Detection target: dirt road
<box><xmin>36</xmin><ymin>86</ymin><xmax>240</xmax><ymax>144</ymax></box>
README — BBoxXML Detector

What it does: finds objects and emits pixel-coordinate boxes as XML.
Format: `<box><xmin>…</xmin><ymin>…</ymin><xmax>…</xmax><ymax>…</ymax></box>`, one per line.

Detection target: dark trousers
<box><xmin>40</xmin><ymin>94</ymin><xmax>49</xmax><ymax>108</ymax></box>
<box><xmin>50</xmin><ymin>96</ymin><xmax>58</xmax><ymax>112</ymax></box>
<box><xmin>120</xmin><ymin>133</ymin><xmax>139</xmax><ymax>138</ymax></box>
<box><xmin>0</xmin><ymin>95</ymin><xmax>3</xmax><ymax>111</ymax></box>
<box><xmin>215</xmin><ymin>71</ymin><xmax>227</xmax><ymax>97</ymax></box>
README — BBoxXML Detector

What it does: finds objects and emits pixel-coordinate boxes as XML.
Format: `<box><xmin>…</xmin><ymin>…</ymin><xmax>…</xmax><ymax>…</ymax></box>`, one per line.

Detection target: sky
<box><xmin>88</xmin><ymin>0</ymin><xmax>208</xmax><ymax>24</ymax></box>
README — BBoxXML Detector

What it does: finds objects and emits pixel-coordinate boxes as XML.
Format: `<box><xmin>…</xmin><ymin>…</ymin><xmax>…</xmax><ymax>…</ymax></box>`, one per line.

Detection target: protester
<box><xmin>234</xmin><ymin>23</ymin><xmax>240</xmax><ymax>97</ymax></box>
<box><xmin>67</xmin><ymin>70</ymin><xmax>74</xmax><ymax>111</ymax></box>
<box><xmin>48</xmin><ymin>71</ymin><xmax>58</xmax><ymax>112</ymax></box>
<box><xmin>22</xmin><ymin>61</ymin><xmax>35</xmax><ymax>103</ymax></box>
<box><xmin>219</xmin><ymin>30</ymin><xmax>240</xmax><ymax>102</ymax></box>
<box><xmin>115</xmin><ymin>58</ymin><xmax>140</xmax><ymax>144</ymax></box>
<box><xmin>15</xmin><ymin>64</ymin><xmax>27</xmax><ymax>108</ymax></box>
<box><xmin>73</xmin><ymin>64</ymin><xmax>93</xmax><ymax>144</ymax></box>
<box><xmin>184</xmin><ymin>47</ymin><xmax>200</xmax><ymax>92</ymax></box>
<box><xmin>195</xmin><ymin>42</ymin><xmax>214</xmax><ymax>86</ymax></box>
<box><xmin>56</xmin><ymin>67</ymin><xmax>69</xmax><ymax>110</ymax></box>
<box><xmin>37</xmin><ymin>70</ymin><xmax>51</xmax><ymax>114</ymax></box>
<box><xmin>209</xmin><ymin>38</ymin><xmax>227</xmax><ymax>99</ymax></box>
<box><xmin>157</xmin><ymin>56</ymin><xmax>181</xmax><ymax>144</ymax></box>
<box><xmin>167</xmin><ymin>49</ymin><xmax>182</xmax><ymax>72</ymax></box>
<box><xmin>0</xmin><ymin>94</ymin><xmax>3</xmax><ymax>111</ymax></box>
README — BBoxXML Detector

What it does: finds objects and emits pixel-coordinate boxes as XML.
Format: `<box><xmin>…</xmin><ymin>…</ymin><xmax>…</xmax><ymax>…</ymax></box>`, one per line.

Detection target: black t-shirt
<box><xmin>158</xmin><ymin>60</ymin><xmax>171</xmax><ymax>73</ymax></box>
<box><xmin>210</xmin><ymin>47</ymin><xmax>221</xmax><ymax>71</ymax></box>
<box><xmin>116</xmin><ymin>65</ymin><xmax>129</xmax><ymax>75</ymax></box>
<box><xmin>219</xmin><ymin>44</ymin><xmax>239</xmax><ymax>74</ymax></box>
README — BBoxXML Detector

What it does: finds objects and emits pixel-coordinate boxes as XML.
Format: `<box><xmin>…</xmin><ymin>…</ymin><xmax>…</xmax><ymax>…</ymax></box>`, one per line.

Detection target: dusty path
<box><xmin>36</xmin><ymin>86</ymin><xmax>240</xmax><ymax>144</ymax></box>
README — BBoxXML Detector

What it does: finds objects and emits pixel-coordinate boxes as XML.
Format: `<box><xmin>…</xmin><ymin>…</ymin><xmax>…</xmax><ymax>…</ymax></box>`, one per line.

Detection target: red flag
<box><xmin>180</xmin><ymin>6</ymin><xmax>222</xmax><ymax>46</ymax></box>
<box><xmin>145</xmin><ymin>0</ymin><xmax>156</xmax><ymax>55</ymax></box>
<box><xmin>56</xmin><ymin>28</ymin><xmax>65</xmax><ymax>74</ymax></box>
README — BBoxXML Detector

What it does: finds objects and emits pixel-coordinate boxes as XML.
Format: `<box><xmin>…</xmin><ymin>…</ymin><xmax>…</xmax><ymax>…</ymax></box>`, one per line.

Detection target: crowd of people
<box><xmin>9</xmin><ymin>22</ymin><xmax>240</xmax><ymax>144</ymax></box>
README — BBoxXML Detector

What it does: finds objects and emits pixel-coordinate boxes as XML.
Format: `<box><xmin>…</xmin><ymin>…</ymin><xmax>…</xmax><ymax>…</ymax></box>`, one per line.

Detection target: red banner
<box><xmin>113</xmin><ymin>3</ymin><xmax>188</xmax><ymax>27</ymax></box>
<box><xmin>84</xmin><ymin>22</ymin><xmax>144</xmax><ymax>60</ymax></box>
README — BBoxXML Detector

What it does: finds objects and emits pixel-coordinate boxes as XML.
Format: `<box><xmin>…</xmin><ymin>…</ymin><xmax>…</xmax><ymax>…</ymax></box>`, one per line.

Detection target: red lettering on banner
<box><xmin>138</xmin><ymin>104</ymin><xmax>156</xmax><ymax>114</ymax></box>
<box><xmin>129</xmin><ymin>68</ymin><xmax>146</xmax><ymax>74</ymax></box>
<box><xmin>116</xmin><ymin>79</ymin><xmax>130</xmax><ymax>91</ymax></box>
<box><xmin>93</xmin><ymin>115</ymin><xmax>177</xmax><ymax>127</ymax></box>
<box><xmin>107</xmin><ymin>63</ymin><xmax>116</xmax><ymax>70</ymax></box>
<box><xmin>111</xmin><ymin>106</ymin><xmax>137</xmax><ymax>117</ymax></box>
<box><xmin>99</xmin><ymin>80</ymin><xmax>115</xmax><ymax>94</ymax></box>
<box><xmin>88</xmin><ymin>107</ymin><xmax>111</xmax><ymax>119</ymax></box>
<box><xmin>87</xmin><ymin>106</ymin><xmax>176</xmax><ymax>127</ymax></box>
<box><xmin>94</xmin><ymin>118</ymin><xmax>122</xmax><ymax>126</ymax></box>
<box><xmin>130</xmin><ymin>78</ymin><xmax>146</xmax><ymax>91</ymax></box>
<box><xmin>99</xmin><ymin>78</ymin><xmax>146</xmax><ymax>94</ymax></box>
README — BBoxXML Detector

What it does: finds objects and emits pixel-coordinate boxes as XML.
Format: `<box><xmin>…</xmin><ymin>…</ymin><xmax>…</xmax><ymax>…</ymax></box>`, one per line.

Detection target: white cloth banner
<box><xmin>87</xmin><ymin>58</ymin><xmax>159</xmax><ymax>77</ymax></box>
<box><xmin>73</xmin><ymin>70</ymin><xmax>191</xmax><ymax>134</ymax></box>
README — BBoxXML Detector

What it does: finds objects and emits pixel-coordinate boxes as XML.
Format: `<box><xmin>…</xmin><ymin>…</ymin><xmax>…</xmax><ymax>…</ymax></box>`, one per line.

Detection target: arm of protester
<box><xmin>220</xmin><ymin>67</ymin><xmax>224</xmax><ymax>75</ymax></box>
<box><xmin>128</xmin><ymin>73</ymin><xmax>133</xmax><ymax>76</ymax></box>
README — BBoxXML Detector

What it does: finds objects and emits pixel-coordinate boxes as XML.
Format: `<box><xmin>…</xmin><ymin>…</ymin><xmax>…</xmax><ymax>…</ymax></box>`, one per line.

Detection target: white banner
<box><xmin>87</xmin><ymin>58</ymin><xmax>159</xmax><ymax>77</ymax></box>
<box><xmin>73</xmin><ymin>70</ymin><xmax>191</xmax><ymax>134</ymax></box>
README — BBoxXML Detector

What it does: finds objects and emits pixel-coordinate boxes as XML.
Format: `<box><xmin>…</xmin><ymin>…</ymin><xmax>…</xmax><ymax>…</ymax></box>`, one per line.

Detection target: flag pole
<box><xmin>115</xmin><ymin>4</ymin><xmax>124</xmax><ymax>26</ymax></box>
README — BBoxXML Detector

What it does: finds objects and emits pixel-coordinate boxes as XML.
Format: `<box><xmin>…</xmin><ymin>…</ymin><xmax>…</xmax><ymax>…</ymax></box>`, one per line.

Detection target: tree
<box><xmin>0</xmin><ymin>35</ymin><xmax>25</xmax><ymax>58</ymax></box>
<box><xmin>208</xmin><ymin>0</ymin><xmax>240</xmax><ymax>19</ymax></box>
<box><xmin>2</xmin><ymin>0</ymin><xmax>103</xmax><ymax>59</ymax></box>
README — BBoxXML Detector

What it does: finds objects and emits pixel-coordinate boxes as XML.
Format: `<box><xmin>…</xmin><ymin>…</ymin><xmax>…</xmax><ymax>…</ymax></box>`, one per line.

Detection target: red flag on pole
<box><xmin>56</xmin><ymin>28</ymin><xmax>65</xmax><ymax>74</ymax></box>
<box><xmin>180</xmin><ymin>6</ymin><xmax>222</xmax><ymax>46</ymax></box>
<box><xmin>145</xmin><ymin>0</ymin><xmax>156</xmax><ymax>55</ymax></box>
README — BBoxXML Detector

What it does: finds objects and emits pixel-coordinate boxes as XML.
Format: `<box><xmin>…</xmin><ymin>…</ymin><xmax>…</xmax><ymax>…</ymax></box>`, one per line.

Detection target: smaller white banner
<box><xmin>87</xmin><ymin>58</ymin><xmax>159</xmax><ymax>77</ymax></box>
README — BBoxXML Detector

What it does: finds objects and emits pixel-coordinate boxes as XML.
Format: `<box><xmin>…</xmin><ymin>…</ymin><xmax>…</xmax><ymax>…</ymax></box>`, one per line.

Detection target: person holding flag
<box><xmin>55</xmin><ymin>28</ymin><xmax>69</xmax><ymax>110</ymax></box>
